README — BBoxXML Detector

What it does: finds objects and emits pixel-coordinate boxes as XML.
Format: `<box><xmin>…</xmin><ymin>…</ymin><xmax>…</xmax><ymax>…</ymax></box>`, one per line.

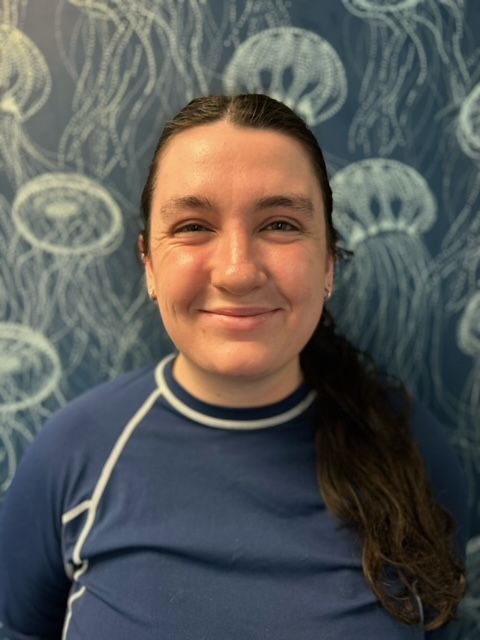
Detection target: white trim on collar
<box><xmin>154</xmin><ymin>354</ymin><xmax>316</xmax><ymax>430</ymax></box>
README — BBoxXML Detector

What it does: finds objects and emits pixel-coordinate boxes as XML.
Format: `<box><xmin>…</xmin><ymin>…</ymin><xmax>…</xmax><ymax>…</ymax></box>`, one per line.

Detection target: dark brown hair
<box><xmin>140</xmin><ymin>94</ymin><xmax>465</xmax><ymax>629</ymax></box>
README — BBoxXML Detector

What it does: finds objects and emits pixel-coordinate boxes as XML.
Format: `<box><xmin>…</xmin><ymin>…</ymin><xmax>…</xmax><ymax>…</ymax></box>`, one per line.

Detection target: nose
<box><xmin>210</xmin><ymin>227</ymin><xmax>267</xmax><ymax>294</ymax></box>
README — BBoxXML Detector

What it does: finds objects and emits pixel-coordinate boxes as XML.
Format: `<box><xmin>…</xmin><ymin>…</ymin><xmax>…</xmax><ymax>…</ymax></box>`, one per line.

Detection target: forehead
<box><xmin>152</xmin><ymin>121</ymin><xmax>323</xmax><ymax>205</ymax></box>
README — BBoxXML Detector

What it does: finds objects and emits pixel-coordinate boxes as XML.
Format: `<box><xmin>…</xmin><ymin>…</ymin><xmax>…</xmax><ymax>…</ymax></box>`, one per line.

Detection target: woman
<box><xmin>0</xmin><ymin>94</ymin><xmax>466</xmax><ymax>639</ymax></box>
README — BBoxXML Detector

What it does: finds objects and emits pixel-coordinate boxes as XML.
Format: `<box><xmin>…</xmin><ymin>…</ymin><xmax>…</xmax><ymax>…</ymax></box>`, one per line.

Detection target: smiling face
<box><xmin>144</xmin><ymin>120</ymin><xmax>334</xmax><ymax>405</ymax></box>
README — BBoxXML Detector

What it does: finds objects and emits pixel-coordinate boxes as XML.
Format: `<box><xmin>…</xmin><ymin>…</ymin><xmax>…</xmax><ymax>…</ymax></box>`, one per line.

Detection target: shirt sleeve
<box><xmin>0</xmin><ymin>417</ymin><xmax>73</xmax><ymax>640</ymax></box>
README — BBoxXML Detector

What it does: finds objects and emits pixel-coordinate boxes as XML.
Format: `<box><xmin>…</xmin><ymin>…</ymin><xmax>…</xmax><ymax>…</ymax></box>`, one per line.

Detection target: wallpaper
<box><xmin>0</xmin><ymin>1</ymin><xmax>478</xmax><ymax>636</ymax></box>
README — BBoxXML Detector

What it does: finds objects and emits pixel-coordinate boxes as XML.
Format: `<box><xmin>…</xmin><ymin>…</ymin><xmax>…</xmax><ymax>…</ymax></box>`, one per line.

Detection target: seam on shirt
<box><xmin>62</xmin><ymin>583</ymin><xmax>86</xmax><ymax>640</ymax></box>
<box><xmin>71</xmin><ymin>385</ymin><xmax>163</xmax><ymax>566</ymax></box>
<box><xmin>62</xmin><ymin>499</ymin><xmax>92</xmax><ymax>525</ymax></box>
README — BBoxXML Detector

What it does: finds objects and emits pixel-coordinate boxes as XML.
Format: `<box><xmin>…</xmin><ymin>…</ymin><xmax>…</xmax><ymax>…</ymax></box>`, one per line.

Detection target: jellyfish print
<box><xmin>0</xmin><ymin>25</ymin><xmax>54</xmax><ymax>188</ymax></box>
<box><xmin>329</xmin><ymin>159</ymin><xmax>438</xmax><ymax>394</ymax></box>
<box><xmin>56</xmin><ymin>0</ymin><xmax>189</xmax><ymax>182</ymax></box>
<box><xmin>10</xmin><ymin>172</ymin><xmax>135</xmax><ymax>394</ymax></box>
<box><xmin>0</xmin><ymin>194</ymin><xmax>23</xmax><ymax>322</ymax></box>
<box><xmin>223</xmin><ymin>27</ymin><xmax>347</xmax><ymax>126</ymax></box>
<box><xmin>12</xmin><ymin>173</ymin><xmax>123</xmax><ymax>256</ymax></box>
<box><xmin>460</xmin><ymin>285</ymin><xmax>480</xmax><ymax>347</ymax></box>
<box><xmin>0</xmin><ymin>323</ymin><xmax>62</xmax><ymax>495</ymax></box>
<box><xmin>457</xmin><ymin>83</ymin><xmax>480</xmax><ymax>164</ymax></box>
<box><xmin>0</xmin><ymin>323</ymin><xmax>62</xmax><ymax>413</ymax></box>
<box><xmin>57</xmin><ymin>0</ymin><xmax>281</xmax><ymax>186</ymax></box>
<box><xmin>0</xmin><ymin>0</ymin><xmax>28</xmax><ymax>26</ymax></box>
<box><xmin>341</xmin><ymin>0</ymin><xmax>471</xmax><ymax>156</ymax></box>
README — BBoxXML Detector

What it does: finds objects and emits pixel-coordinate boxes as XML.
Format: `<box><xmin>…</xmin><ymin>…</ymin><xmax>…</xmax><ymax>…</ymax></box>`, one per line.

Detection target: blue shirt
<box><xmin>0</xmin><ymin>354</ymin><xmax>467</xmax><ymax>639</ymax></box>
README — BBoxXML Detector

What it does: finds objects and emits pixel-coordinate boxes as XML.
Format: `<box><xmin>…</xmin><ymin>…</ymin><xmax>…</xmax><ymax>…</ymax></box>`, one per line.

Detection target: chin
<box><xmin>196</xmin><ymin>344</ymin><xmax>292</xmax><ymax>380</ymax></box>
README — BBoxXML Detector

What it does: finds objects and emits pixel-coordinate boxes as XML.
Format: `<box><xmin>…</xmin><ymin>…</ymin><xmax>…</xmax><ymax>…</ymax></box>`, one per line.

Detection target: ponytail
<box><xmin>301</xmin><ymin>311</ymin><xmax>466</xmax><ymax>630</ymax></box>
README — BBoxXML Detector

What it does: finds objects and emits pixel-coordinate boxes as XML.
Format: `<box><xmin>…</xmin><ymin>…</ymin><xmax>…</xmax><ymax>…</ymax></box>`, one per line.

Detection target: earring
<box><xmin>149</xmin><ymin>289</ymin><xmax>157</xmax><ymax>301</ymax></box>
<box><xmin>324</xmin><ymin>287</ymin><xmax>332</xmax><ymax>301</ymax></box>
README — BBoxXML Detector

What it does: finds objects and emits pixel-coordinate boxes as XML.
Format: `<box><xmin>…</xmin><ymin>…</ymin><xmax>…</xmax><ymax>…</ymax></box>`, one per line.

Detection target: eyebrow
<box><xmin>159</xmin><ymin>194</ymin><xmax>315</xmax><ymax>218</ymax></box>
<box><xmin>159</xmin><ymin>195</ymin><xmax>215</xmax><ymax>218</ymax></box>
<box><xmin>255</xmin><ymin>194</ymin><xmax>315</xmax><ymax>216</ymax></box>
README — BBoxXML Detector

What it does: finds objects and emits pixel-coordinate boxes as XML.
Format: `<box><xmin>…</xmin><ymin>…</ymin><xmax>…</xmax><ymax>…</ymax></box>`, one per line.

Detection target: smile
<box><xmin>200</xmin><ymin>308</ymin><xmax>281</xmax><ymax>330</ymax></box>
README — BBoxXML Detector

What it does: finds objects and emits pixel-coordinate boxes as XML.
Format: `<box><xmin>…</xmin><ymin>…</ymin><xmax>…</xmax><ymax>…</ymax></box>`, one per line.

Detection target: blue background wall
<box><xmin>0</xmin><ymin>1</ymin><xmax>479</xmax><ymax>636</ymax></box>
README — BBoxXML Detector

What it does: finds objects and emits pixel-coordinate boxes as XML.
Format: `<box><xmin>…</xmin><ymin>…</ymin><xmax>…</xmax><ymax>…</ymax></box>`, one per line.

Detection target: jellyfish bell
<box><xmin>223</xmin><ymin>27</ymin><xmax>347</xmax><ymax>126</ymax></box>
<box><xmin>0</xmin><ymin>323</ymin><xmax>61</xmax><ymax>413</ymax></box>
<box><xmin>0</xmin><ymin>25</ymin><xmax>51</xmax><ymax>123</ymax></box>
<box><xmin>12</xmin><ymin>173</ymin><xmax>123</xmax><ymax>256</ymax></box>
<box><xmin>457</xmin><ymin>83</ymin><xmax>480</xmax><ymax>162</ymax></box>
<box><xmin>331</xmin><ymin>159</ymin><xmax>436</xmax><ymax>249</ymax></box>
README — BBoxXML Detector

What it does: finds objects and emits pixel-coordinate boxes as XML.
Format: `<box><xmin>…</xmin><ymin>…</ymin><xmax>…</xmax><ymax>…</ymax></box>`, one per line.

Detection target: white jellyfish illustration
<box><xmin>223</xmin><ymin>27</ymin><xmax>347</xmax><ymax>126</ymax></box>
<box><xmin>341</xmin><ymin>0</ymin><xmax>471</xmax><ymax>155</ymax></box>
<box><xmin>457</xmin><ymin>83</ymin><xmax>480</xmax><ymax>163</ymax></box>
<box><xmin>12</xmin><ymin>173</ymin><xmax>123</xmax><ymax>256</ymax></box>
<box><xmin>10</xmin><ymin>173</ymin><xmax>134</xmax><ymax>386</ymax></box>
<box><xmin>0</xmin><ymin>25</ymin><xmax>54</xmax><ymax>187</ymax></box>
<box><xmin>56</xmin><ymin>0</ymin><xmax>198</xmax><ymax>182</ymax></box>
<box><xmin>0</xmin><ymin>194</ymin><xmax>22</xmax><ymax>321</ymax></box>
<box><xmin>0</xmin><ymin>323</ymin><xmax>62</xmax><ymax>494</ymax></box>
<box><xmin>330</xmin><ymin>159</ymin><xmax>438</xmax><ymax>392</ymax></box>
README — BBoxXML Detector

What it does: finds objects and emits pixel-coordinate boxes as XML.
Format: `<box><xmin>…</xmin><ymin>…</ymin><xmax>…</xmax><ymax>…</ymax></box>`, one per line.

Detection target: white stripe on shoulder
<box><xmin>71</xmin><ymin>382</ymin><xmax>163</xmax><ymax>565</ymax></box>
<box><xmin>154</xmin><ymin>354</ymin><xmax>317</xmax><ymax>430</ymax></box>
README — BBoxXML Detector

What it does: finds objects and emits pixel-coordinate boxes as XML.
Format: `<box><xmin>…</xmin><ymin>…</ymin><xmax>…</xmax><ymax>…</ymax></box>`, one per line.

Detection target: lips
<box><xmin>200</xmin><ymin>307</ymin><xmax>280</xmax><ymax>330</ymax></box>
<box><xmin>205</xmin><ymin>307</ymin><xmax>277</xmax><ymax>317</ymax></box>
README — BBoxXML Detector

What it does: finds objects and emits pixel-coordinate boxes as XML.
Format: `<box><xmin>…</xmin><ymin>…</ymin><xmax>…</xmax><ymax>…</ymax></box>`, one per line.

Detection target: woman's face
<box><xmin>144</xmin><ymin>121</ymin><xmax>334</xmax><ymax>400</ymax></box>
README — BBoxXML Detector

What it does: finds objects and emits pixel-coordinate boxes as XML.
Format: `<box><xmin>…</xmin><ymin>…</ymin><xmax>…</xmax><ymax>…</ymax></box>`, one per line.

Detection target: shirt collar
<box><xmin>154</xmin><ymin>353</ymin><xmax>317</xmax><ymax>430</ymax></box>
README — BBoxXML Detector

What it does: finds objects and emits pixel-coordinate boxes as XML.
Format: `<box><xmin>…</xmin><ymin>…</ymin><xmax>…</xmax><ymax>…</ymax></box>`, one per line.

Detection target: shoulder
<box><xmin>0</xmin><ymin>363</ymin><xmax>163</xmax><ymax>639</ymax></box>
<box><xmin>7</xmin><ymin>363</ymin><xmax>160</xmax><ymax>517</ymax></box>
<box><xmin>35</xmin><ymin>363</ymin><xmax>158</xmax><ymax>448</ymax></box>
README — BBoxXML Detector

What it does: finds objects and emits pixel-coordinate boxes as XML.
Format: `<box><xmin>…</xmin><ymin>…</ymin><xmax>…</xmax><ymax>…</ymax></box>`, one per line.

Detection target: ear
<box><xmin>325</xmin><ymin>252</ymin><xmax>335</xmax><ymax>294</ymax></box>
<box><xmin>138</xmin><ymin>234</ymin><xmax>155</xmax><ymax>297</ymax></box>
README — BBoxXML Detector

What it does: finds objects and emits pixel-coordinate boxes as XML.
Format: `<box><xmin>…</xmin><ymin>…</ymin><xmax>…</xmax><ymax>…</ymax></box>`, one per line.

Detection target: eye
<box><xmin>263</xmin><ymin>220</ymin><xmax>300</xmax><ymax>232</ymax></box>
<box><xmin>174</xmin><ymin>222</ymin><xmax>210</xmax><ymax>233</ymax></box>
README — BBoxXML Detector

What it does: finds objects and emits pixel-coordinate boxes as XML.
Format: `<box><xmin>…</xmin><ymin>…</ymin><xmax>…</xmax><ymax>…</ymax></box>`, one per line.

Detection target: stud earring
<box><xmin>149</xmin><ymin>289</ymin><xmax>157</xmax><ymax>301</ymax></box>
<box><xmin>324</xmin><ymin>287</ymin><xmax>332</xmax><ymax>301</ymax></box>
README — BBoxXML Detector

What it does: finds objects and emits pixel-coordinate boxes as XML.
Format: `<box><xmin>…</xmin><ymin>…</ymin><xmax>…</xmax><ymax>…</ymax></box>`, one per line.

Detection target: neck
<box><xmin>172</xmin><ymin>354</ymin><xmax>304</xmax><ymax>408</ymax></box>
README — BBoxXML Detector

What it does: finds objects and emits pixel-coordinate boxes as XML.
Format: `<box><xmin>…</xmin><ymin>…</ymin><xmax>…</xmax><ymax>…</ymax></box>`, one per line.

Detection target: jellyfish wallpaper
<box><xmin>0</xmin><ymin>1</ymin><xmax>479</xmax><ymax>637</ymax></box>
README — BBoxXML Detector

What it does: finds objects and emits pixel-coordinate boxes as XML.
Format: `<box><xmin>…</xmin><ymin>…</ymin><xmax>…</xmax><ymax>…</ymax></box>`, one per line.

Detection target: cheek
<box><xmin>153</xmin><ymin>250</ymin><xmax>205</xmax><ymax>312</ymax></box>
<box><xmin>273</xmin><ymin>249</ymin><xmax>325</xmax><ymax>301</ymax></box>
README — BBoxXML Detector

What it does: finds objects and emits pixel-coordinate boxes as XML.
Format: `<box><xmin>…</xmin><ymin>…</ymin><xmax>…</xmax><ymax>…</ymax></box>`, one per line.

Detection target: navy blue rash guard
<box><xmin>0</xmin><ymin>354</ymin><xmax>467</xmax><ymax>639</ymax></box>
